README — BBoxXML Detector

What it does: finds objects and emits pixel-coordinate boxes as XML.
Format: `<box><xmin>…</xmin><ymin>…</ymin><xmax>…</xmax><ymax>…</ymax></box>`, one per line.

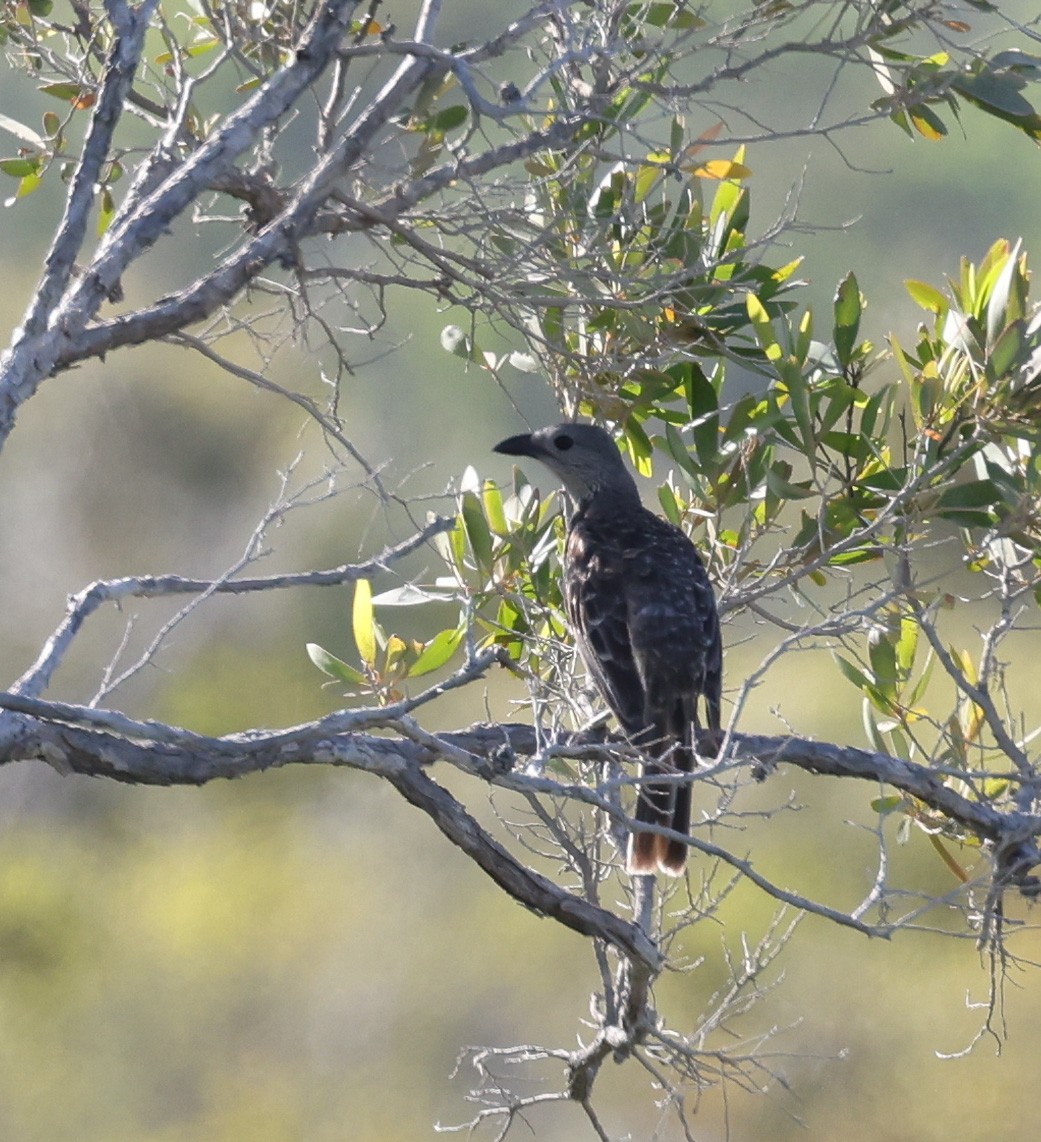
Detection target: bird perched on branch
<box><xmin>493</xmin><ymin>423</ymin><xmax>722</xmax><ymax>875</ymax></box>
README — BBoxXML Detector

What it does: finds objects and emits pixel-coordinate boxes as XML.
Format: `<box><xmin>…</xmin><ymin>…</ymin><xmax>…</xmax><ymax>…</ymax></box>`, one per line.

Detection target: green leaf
<box><xmin>834</xmin><ymin>654</ymin><xmax>873</xmax><ymax>693</ymax></box>
<box><xmin>624</xmin><ymin>420</ymin><xmax>654</xmax><ymax>477</ymax></box>
<box><xmin>746</xmin><ymin>292</ymin><xmax>781</xmax><ymax>360</ymax></box>
<box><xmin>833</xmin><ymin>272</ymin><xmax>861</xmax><ymax>367</ymax></box>
<box><xmin>765</xmin><ymin>464</ymin><xmax>814</xmax><ymax>500</ymax></box>
<box><xmin>905</xmin><ymin>278</ymin><xmax>947</xmax><ymax>314</ymax></box>
<box><xmin>461</xmin><ymin>490</ymin><xmax>494</xmax><ymax>571</ymax></box>
<box><xmin>895</xmin><ymin>615</ymin><xmax>918</xmax><ymax>676</ymax></box>
<box><xmin>8</xmin><ymin>171</ymin><xmax>42</xmax><ymax>201</ymax></box>
<box><xmin>306</xmin><ymin>642</ymin><xmax>368</xmax><ymax>686</ymax></box>
<box><xmin>988</xmin><ymin>320</ymin><xmax>1024</xmax><ymax>379</ymax></box>
<box><xmin>481</xmin><ymin>479</ymin><xmax>509</xmax><ymax>536</ymax></box>
<box><xmin>657</xmin><ymin>483</ymin><xmax>682</xmax><ymax>525</ymax></box>
<box><xmin>982</xmin><ymin>777</ymin><xmax>1010</xmax><ymax>801</ymax></box>
<box><xmin>936</xmin><ymin>479</ymin><xmax>1001</xmax><ymax>513</ymax></box>
<box><xmin>410</xmin><ymin>626</ymin><xmax>464</xmax><ymax>677</ymax></box>
<box><xmin>827</xmin><ymin>545</ymin><xmax>883</xmax><ymax>567</ymax></box>
<box><xmin>776</xmin><ymin>358</ymin><xmax>813</xmax><ymax>450</ymax></box>
<box><xmin>868</xmin><ymin>633</ymin><xmax>898</xmax><ymax>697</ymax></box>
<box><xmin>953</xmin><ymin>70</ymin><xmax>1036</xmax><ymax>119</ymax></box>
<box><xmin>352</xmin><ymin>579</ymin><xmax>377</xmax><ymax>666</ymax></box>
<box><xmin>684</xmin><ymin>364</ymin><xmax>719</xmax><ymax>466</ymax></box>
<box><xmin>39</xmin><ymin>82</ymin><xmax>88</xmax><ymax>102</ymax></box>
<box><xmin>432</xmin><ymin>104</ymin><xmax>468</xmax><ymax>131</ymax></box>
<box><xmin>887</xmin><ymin>725</ymin><xmax>911</xmax><ymax>760</ymax></box>
<box><xmin>871</xmin><ymin>794</ymin><xmax>908</xmax><ymax>814</ymax></box>
<box><xmin>0</xmin><ymin>158</ymin><xmax>40</xmax><ymax>178</ymax></box>
<box><xmin>97</xmin><ymin>186</ymin><xmax>115</xmax><ymax>236</ymax></box>
<box><xmin>910</xmin><ymin>369</ymin><xmax>942</xmax><ymax>431</ymax></box>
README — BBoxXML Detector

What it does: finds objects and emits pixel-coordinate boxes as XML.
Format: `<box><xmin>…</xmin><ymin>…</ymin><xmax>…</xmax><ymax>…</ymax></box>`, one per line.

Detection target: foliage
<box><xmin>3</xmin><ymin>1</ymin><xmax>1041</xmax><ymax>1139</ymax></box>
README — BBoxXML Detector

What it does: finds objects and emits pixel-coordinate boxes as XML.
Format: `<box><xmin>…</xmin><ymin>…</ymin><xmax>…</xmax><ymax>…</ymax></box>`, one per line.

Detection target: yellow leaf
<box><xmin>691</xmin><ymin>159</ymin><xmax>752</xmax><ymax>180</ymax></box>
<box><xmin>909</xmin><ymin>110</ymin><xmax>945</xmax><ymax>141</ymax></box>
<box><xmin>385</xmin><ymin>634</ymin><xmax>408</xmax><ymax>669</ymax></box>
<box><xmin>352</xmin><ymin>579</ymin><xmax>377</xmax><ymax>666</ymax></box>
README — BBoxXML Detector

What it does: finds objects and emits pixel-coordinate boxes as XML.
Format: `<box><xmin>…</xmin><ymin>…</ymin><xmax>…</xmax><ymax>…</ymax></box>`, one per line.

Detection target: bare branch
<box><xmin>12</xmin><ymin>516</ymin><xmax>453</xmax><ymax>698</ymax></box>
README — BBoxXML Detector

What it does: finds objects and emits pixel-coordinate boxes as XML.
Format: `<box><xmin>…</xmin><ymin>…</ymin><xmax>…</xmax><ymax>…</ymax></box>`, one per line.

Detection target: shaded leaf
<box><xmin>0</xmin><ymin>157</ymin><xmax>40</xmax><ymax>177</ymax></box>
<box><xmin>432</xmin><ymin>104</ymin><xmax>468</xmax><ymax>131</ymax></box>
<box><xmin>306</xmin><ymin>643</ymin><xmax>368</xmax><ymax>686</ymax></box>
<box><xmin>461</xmin><ymin>490</ymin><xmax>494</xmax><ymax>570</ymax></box>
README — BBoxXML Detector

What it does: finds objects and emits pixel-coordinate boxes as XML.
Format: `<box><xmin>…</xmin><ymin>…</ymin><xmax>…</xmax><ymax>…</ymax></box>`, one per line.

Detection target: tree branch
<box><xmin>12</xmin><ymin>517</ymin><xmax>453</xmax><ymax>698</ymax></box>
<box><xmin>0</xmin><ymin>693</ymin><xmax>1036</xmax><ymax>897</ymax></box>
<box><xmin>0</xmin><ymin>0</ymin><xmax>360</xmax><ymax>444</ymax></box>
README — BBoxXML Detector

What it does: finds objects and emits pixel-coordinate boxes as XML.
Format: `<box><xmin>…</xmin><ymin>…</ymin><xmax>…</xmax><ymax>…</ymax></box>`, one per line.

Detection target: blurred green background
<box><xmin>3</xmin><ymin>3</ymin><xmax>1041</xmax><ymax>1139</ymax></box>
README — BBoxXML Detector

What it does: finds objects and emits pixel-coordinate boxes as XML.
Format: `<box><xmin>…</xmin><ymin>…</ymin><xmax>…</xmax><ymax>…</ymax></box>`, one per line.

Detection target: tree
<box><xmin>2</xmin><ymin>1</ymin><xmax>1041</xmax><ymax>1137</ymax></box>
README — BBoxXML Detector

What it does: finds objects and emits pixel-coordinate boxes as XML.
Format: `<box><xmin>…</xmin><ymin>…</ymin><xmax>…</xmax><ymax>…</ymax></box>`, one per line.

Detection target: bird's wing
<box><xmin>564</xmin><ymin>520</ymin><xmax>646</xmax><ymax>735</ymax></box>
<box><xmin>621</xmin><ymin>514</ymin><xmax>722</xmax><ymax>730</ymax></box>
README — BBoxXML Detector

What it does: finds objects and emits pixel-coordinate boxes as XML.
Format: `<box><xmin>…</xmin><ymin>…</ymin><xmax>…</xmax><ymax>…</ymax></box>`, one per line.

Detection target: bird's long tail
<box><xmin>627</xmin><ymin>704</ymin><xmax>692</xmax><ymax>877</ymax></box>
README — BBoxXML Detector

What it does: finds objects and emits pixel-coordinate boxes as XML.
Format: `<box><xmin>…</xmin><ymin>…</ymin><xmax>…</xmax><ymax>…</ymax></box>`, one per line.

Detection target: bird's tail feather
<box><xmin>626</xmin><ymin>709</ymin><xmax>692</xmax><ymax>876</ymax></box>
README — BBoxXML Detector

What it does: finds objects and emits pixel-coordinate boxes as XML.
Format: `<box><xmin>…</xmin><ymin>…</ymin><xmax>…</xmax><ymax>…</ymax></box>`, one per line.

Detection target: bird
<box><xmin>493</xmin><ymin>422</ymin><xmax>722</xmax><ymax>875</ymax></box>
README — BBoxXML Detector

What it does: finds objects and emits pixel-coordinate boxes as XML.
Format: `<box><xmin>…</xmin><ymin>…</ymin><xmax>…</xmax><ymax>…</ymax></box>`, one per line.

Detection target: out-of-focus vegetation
<box><xmin>3</xmin><ymin>1</ymin><xmax>1041</xmax><ymax>1138</ymax></box>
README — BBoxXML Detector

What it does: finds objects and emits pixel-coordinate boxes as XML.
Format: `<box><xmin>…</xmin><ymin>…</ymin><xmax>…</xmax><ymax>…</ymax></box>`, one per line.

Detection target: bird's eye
<box><xmin>553</xmin><ymin>433</ymin><xmax>574</xmax><ymax>451</ymax></box>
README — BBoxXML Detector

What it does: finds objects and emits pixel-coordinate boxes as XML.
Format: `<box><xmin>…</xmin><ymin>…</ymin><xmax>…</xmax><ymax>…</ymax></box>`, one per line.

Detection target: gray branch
<box><xmin>0</xmin><ymin>0</ymin><xmax>360</xmax><ymax>445</ymax></box>
<box><xmin>13</xmin><ymin>516</ymin><xmax>453</xmax><ymax>698</ymax></box>
<box><xmin>0</xmin><ymin>691</ymin><xmax>1037</xmax><ymax>904</ymax></box>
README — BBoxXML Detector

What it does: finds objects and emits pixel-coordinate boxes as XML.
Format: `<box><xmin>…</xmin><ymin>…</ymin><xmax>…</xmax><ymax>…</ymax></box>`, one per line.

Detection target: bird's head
<box><xmin>493</xmin><ymin>423</ymin><xmax>640</xmax><ymax>507</ymax></box>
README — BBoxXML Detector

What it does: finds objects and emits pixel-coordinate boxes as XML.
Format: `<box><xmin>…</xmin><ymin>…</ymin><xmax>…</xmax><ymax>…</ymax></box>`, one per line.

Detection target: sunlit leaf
<box><xmin>833</xmin><ymin>272</ymin><xmax>861</xmax><ymax>367</ymax></box>
<box><xmin>745</xmin><ymin>293</ymin><xmax>780</xmax><ymax>360</ymax></box>
<box><xmin>909</xmin><ymin>106</ymin><xmax>947</xmax><ymax>139</ymax></box>
<box><xmin>895</xmin><ymin>615</ymin><xmax>918</xmax><ymax>676</ymax></box>
<box><xmin>982</xmin><ymin>777</ymin><xmax>1009</xmax><ymax>800</ymax></box>
<box><xmin>5</xmin><ymin>170</ymin><xmax>42</xmax><ymax>203</ymax></box>
<box><xmin>97</xmin><ymin>186</ymin><xmax>115</xmax><ymax>236</ymax></box>
<box><xmin>441</xmin><ymin>324</ymin><xmax>473</xmax><ymax>359</ymax></box>
<box><xmin>691</xmin><ymin>159</ymin><xmax>752</xmax><ymax>180</ymax></box>
<box><xmin>871</xmin><ymin>794</ymin><xmax>909</xmax><ymax>814</ymax></box>
<box><xmin>482</xmin><ymin>480</ymin><xmax>509</xmax><ymax>536</ymax></box>
<box><xmin>372</xmin><ymin>583</ymin><xmax>454</xmax><ymax>606</ymax></box>
<box><xmin>508</xmin><ymin>350</ymin><xmax>539</xmax><ymax>373</ymax></box>
<box><xmin>411</xmin><ymin>626</ymin><xmax>465</xmax><ymax>677</ymax></box>
<box><xmin>0</xmin><ymin>112</ymin><xmax>45</xmax><ymax>148</ymax></box>
<box><xmin>352</xmin><ymin>579</ymin><xmax>377</xmax><ymax>666</ymax></box>
<box><xmin>905</xmin><ymin>278</ymin><xmax>947</xmax><ymax>313</ymax></box>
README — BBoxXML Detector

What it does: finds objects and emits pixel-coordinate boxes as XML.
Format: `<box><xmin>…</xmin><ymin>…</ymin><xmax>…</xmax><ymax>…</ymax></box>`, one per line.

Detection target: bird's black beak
<box><xmin>493</xmin><ymin>432</ymin><xmax>540</xmax><ymax>458</ymax></box>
